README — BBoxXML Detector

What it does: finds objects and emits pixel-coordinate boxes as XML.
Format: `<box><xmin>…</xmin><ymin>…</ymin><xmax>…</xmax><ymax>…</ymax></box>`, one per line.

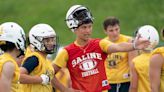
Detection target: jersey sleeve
<box><xmin>22</xmin><ymin>56</ymin><xmax>39</xmax><ymax>74</ymax></box>
<box><xmin>152</xmin><ymin>47</ymin><xmax>164</xmax><ymax>57</ymax></box>
<box><xmin>52</xmin><ymin>48</ymin><xmax>68</xmax><ymax>68</ymax></box>
<box><xmin>99</xmin><ymin>39</ymin><xmax>113</xmax><ymax>53</ymax></box>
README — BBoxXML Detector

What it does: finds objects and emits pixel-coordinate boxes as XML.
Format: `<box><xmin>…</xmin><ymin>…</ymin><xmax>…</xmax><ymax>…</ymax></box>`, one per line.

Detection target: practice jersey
<box><xmin>53</xmin><ymin>38</ymin><xmax>112</xmax><ymax>92</ymax></box>
<box><xmin>0</xmin><ymin>53</ymin><xmax>20</xmax><ymax>92</ymax></box>
<box><xmin>25</xmin><ymin>46</ymin><xmax>34</xmax><ymax>56</ymax></box>
<box><xmin>104</xmin><ymin>34</ymin><xmax>131</xmax><ymax>83</ymax></box>
<box><xmin>152</xmin><ymin>47</ymin><xmax>164</xmax><ymax>92</ymax></box>
<box><xmin>19</xmin><ymin>46</ymin><xmax>33</xmax><ymax>92</ymax></box>
<box><xmin>133</xmin><ymin>52</ymin><xmax>151</xmax><ymax>92</ymax></box>
<box><xmin>21</xmin><ymin>52</ymin><xmax>54</xmax><ymax>92</ymax></box>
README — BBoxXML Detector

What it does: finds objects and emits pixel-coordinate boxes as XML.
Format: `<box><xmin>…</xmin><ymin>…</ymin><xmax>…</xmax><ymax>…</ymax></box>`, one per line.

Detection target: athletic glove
<box><xmin>40</xmin><ymin>74</ymin><xmax>50</xmax><ymax>85</ymax></box>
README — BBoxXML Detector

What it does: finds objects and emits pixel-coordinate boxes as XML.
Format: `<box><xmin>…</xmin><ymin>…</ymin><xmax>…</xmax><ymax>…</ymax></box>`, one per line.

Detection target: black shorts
<box><xmin>108</xmin><ymin>82</ymin><xmax>130</xmax><ymax>92</ymax></box>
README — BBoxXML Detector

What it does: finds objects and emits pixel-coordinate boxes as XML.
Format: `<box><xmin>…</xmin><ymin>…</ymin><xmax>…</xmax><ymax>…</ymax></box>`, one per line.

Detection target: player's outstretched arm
<box><xmin>107</xmin><ymin>35</ymin><xmax>149</xmax><ymax>54</ymax></box>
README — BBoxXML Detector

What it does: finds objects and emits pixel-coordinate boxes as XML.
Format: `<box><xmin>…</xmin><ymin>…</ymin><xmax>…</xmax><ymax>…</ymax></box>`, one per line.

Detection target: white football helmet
<box><xmin>66</xmin><ymin>5</ymin><xmax>93</xmax><ymax>32</ymax></box>
<box><xmin>136</xmin><ymin>25</ymin><xmax>159</xmax><ymax>50</ymax></box>
<box><xmin>0</xmin><ymin>22</ymin><xmax>26</xmax><ymax>53</ymax></box>
<box><xmin>29</xmin><ymin>23</ymin><xmax>57</xmax><ymax>54</ymax></box>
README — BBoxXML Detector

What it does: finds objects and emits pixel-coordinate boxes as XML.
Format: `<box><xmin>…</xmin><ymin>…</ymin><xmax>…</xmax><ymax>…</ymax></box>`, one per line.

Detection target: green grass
<box><xmin>0</xmin><ymin>0</ymin><xmax>164</xmax><ymax>46</ymax></box>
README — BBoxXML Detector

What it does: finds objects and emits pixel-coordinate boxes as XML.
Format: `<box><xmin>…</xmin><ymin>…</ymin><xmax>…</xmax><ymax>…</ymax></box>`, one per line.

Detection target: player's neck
<box><xmin>75</xmin><ymin>38</ymin><xmax>90</xmax><ymax>47</ymax></box>
<box><xmin>6</xmin><ymin>49</ymin><xmax>19</xmax><ymax>60</ymax></box>
<box><xmin>38</xmin><ymin>51</ymin><xmax>47</xmax><ymax>58</ymax></box>
<box><xmin>108</xmin><ymin>36</ymin><xmax>119</xmax><ymax>42</ymax></box>
<box><xmin>142</xmin><ymin>50</ymin><xmax>151</xmax><ymax>53</ymax></box>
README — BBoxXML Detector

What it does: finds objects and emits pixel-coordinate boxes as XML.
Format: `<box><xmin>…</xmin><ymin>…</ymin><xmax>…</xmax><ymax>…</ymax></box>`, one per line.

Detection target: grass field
<box><xmin>0</xmin><ymin>0</ymin><xmax>164</xmax><ymax>46</ymax></box>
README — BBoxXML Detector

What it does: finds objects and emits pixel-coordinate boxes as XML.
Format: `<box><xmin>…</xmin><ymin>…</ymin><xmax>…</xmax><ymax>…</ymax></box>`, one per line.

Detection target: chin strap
<box><xmin>17</xmin><ymin>50</ymin><xmax>24</xmax><ymax>58</ymax></box>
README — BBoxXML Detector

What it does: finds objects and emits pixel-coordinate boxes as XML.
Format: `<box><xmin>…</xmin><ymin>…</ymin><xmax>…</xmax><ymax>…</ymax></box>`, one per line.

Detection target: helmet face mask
<box><xmin>136</xmin><ymin>25</ymin><xmax>159</xmax><ymax>51</ymax></box>
<box><xmin>42</xmin><ymin>36</ymin><xmax>58</xmax><ymax>54</ymax></box>
<box><xmin>66</xmin><ymin>5</ymin><xmax>94</xmax><ymax>32</ymax></box>
<box><xmin>161</xmin><ymin>28</ymin><xmax>164</xmax><ymax>40</ymax></box>
<box><xmin>73</xmin><ymin>9</ymin><xmax>93</xmax><ymax>26</ymax></box>
<box><xmin>29</xmin><ymin>24</ymin><xmax>57</xmax><ymax>54</ymax></box>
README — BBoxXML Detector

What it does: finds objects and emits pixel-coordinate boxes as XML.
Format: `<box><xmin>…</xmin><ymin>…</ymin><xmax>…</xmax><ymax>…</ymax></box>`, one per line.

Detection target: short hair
<box><xmin>0</xmin><ymin>41</ymin><xmax>16</xmax><ymax>52</ymax></box>
<box><xmin>103</xmin><ymin>17</ymin><xmax>120</xmax><ymax>30</ymax></box>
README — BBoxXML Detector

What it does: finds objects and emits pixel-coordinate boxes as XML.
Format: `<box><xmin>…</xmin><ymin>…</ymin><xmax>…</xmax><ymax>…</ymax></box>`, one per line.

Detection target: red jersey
<box><xmin>65</xmin><ymin>39</ymin><xmax>111</xmax><ymax>92</ymax></box>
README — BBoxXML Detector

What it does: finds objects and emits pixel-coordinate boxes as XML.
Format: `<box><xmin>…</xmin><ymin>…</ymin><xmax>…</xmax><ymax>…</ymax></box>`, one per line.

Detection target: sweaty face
<box><xmin>43</xmin><ymin>37</ymin><xmax>56</xmax><ymax>53</ymax></box>
<box><xmin>105</xmin><ymin>24</ymin><xmax>120</xmax><ymax>42</ymax></box>
<box><xmin>75</xmin><ymin>23</ymin><xmax>93</xmax><ymax>41</ymax></box>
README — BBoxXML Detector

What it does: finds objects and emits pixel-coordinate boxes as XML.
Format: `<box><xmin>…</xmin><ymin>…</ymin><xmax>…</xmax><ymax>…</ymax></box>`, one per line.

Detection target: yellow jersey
<box><xmin>133</xmin><ymin>52</ymin><xmax>151</xmax><ymax>92</ymax></box>
<box><xmin>25</xmin><ymin>46</ymin><xmax>34</xmax><ymax>56</ymax></box>
<box><xmin>21</xmin><ymin>52</ymin><xmax>54</xmax><ymax>92</ymax></box>
<box><xmin>104</xmin><ymin>34</ymin><xmax>131</xmax><ymax>83</ymax></box>
<box><xmin>152</xmin><ymin>47</ymin><xmax>164</xmax><ymax>92</ymax></box>
<box><xmin>19</xmin><ymin>46</ymin><xmax>33</xmax><ymax>92</ymax></box>
<box><xmin>0</xmin><ymin>53</ymin><xmax>20</xmax><ymax>92</ymax></box>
